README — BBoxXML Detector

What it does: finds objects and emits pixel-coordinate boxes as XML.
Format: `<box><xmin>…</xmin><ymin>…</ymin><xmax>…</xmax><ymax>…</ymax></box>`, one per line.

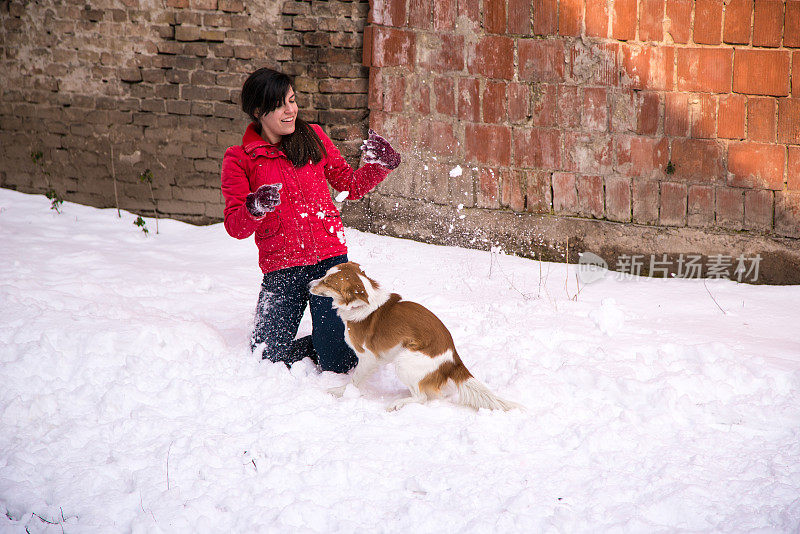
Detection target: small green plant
<box><xmin>45</xmin><ymin>189</ymin><xmax>63</xmax><ymax>213</ymax></box>
<box><xmin>138</xmin><ymin>168</ymin><xmax>160</xmax><ymax>234</ymax></box>
<box><xmin>134</xmin><ymin>215</ymin><xmax>149</xmax><ymax>235</ymax></box>
<box><xmin>665</xmin><ymin>160</ymin><xmax>675</xmax><ymax>175</ymax></box>
<box><xmin>32</xmin><ymin>150</ymin><xmax>62</xmax><ymax>213</ymax></box>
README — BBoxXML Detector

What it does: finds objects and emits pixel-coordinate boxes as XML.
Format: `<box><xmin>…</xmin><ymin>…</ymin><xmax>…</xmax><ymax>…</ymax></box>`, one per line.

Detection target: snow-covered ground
<box><xmin>1</xmin><ymin>188</ymin><xmax>799</xmax><ymax>533</ymax></box>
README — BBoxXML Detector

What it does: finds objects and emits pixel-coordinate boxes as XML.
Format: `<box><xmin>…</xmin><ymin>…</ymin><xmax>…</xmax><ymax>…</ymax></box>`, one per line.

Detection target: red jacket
<box><xmin>221</xmin><ymin>123</ymin><xmax>390</xmax><ymax>273</ymax></box>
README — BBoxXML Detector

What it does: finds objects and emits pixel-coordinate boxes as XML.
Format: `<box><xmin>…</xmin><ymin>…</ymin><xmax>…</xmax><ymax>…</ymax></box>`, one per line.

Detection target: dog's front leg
<box><xmin>328</xmin><ymin>352</ymin><xmax>379</xmax><ymax>398</ymax></box>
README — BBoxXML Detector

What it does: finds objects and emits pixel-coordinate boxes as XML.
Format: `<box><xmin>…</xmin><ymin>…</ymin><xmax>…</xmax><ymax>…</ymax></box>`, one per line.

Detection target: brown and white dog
<box><xmin>309</xmin><ymin>262</ymin><xmax>522</xmax><ymax>412</ymax></box>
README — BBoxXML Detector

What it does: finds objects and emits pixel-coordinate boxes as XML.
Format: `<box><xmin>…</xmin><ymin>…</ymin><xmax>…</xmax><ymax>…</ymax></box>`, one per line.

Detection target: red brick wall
<box><xmin>363</xmin><ymin>0</ymin><xmax>800</xmax><ymax>240</ymax></box>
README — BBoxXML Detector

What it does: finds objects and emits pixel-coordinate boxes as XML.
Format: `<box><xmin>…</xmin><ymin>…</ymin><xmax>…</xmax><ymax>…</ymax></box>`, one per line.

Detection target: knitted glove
<box><xmin>360</xmin><ymin>129</ymin><xmax>401</xmax><ymax>170</ymax></box>
<box><xmin>245</xmin><ymin>183</ymin><xmax>282</xmax><ymax>217</ymax></box>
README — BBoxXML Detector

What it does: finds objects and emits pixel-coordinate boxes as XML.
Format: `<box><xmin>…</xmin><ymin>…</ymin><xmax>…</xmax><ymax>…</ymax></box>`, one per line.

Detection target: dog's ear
<box><xmin>343</xmin><ymin>283</ymin><xmax>368</xmax><ymax>305</ymax></box>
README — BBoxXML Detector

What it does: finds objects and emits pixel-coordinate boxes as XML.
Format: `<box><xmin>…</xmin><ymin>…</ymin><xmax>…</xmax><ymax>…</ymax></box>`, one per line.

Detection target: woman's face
<box><xmin>258</xmin><ymin>87</ymin><xmax>298</xmax><ymax>144</ymax></box>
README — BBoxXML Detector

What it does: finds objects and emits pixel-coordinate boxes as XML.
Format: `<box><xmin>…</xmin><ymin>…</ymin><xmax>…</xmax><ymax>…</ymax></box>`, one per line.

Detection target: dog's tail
<box><xmin>455</xmin><ymin>374</ymin><xmax>524</xmax><ymax>412</ymax></box>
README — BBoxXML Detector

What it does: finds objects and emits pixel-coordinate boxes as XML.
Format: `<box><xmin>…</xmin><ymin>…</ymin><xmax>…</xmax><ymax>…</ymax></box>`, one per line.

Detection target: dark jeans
<box><xmin>250</xmin><ymin>254</ymin><xmax>358</xmax><ymax>373</ymax></box>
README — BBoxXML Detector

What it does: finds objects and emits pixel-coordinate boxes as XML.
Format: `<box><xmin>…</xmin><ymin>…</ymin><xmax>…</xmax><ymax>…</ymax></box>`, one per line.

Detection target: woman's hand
<box><xmin>360</xmin><ymin>130</ymin><xmax>401</xmax><ymax>170</ymax></box>
<box><xmin>245</xmin><ymin>183</ymin><xmax>282</xmax><ymax>217</ymax></box>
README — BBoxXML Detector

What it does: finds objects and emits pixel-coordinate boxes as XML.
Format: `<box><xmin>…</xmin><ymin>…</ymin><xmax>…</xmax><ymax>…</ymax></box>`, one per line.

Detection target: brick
<box><xmin>408</xmin><ymin>0</ymin><xmax>432</xmax><ymax>28</ymax></box>
<box><xmin>369</xmin><ymin>0</ymin><xmax>406</xmax><ymax>26</ymax></box>
<box><xmin>434</xmin><ymin>0</ymin><xmax>457</xmax><ymax>30</ymax></box>
<box><xmin>606</xmin><ymin>176</ymin><xmax>633</xmax><ymax>221</ymax></box>
<box><xmin>690</xmin><ymin>94</ymin><xmax>717</xmax><ymax>139</ymax></box>
<box><xmin>368</xmin><ymin>69</ymin><xmax>383</xmax><ymax>110</ymax></box>
<box><xmin>612</xmin><ymin>0</ymin><xmax>637</xmax><ymax>40</ymax></box>
<box><xmin>533</xmin><ymin>0</ymin><xmax>558</xmax><ymax>35</ymax></box>
<box><xmin>794</xmin><ymin>53</ymin><xmax>800</xmax><ymax>96</ymax></box>
<box><xmin>744</xmin><ymin>189</ymin><xmax>774</xmax><ymax>231</ymax></box>
<box><xmin>485</xmin><ymin>0</ymin><xmax>506</xmax><ymax>33</ymax></box>
<box><xmin>664</xmin><ymin>92</ymin><xmax>689</xmax><ymax>136</ymax></box>
<box><xmin>478</xmin><ymin>167</ymin><xmax>501</xmax><ymax>209</ymax></box>
<box><xmin>787</xmin><ymin>2</ymin><xmax>800</xmax><ymax>47</ymax></box>
<box><xmin>660</xmin><ymin>182</ymin><xmax>687</xmax><ymax>226</ymax></box>
<box><xmin>723</xmin><ymin>0</ymin><xmax>752</xmax><ymax>44</ymax></box>
<box><xmin>465</xmin><ymin>124</ymin><xmax>512</xmax><ymax>166</ymax></box>
<box><xmin>525</xmin><ymin>169</ymin><xmax>553</xmax><ymax>212</ymax></box>
<box><xmin>577</xmin><ymin>174</ymin><xmax>604</xmax><ymax>218</ymax></box>
<box><xmin>468</xmin><ymin>35</ymin><xmax>515</xmax><ymax>80</ymax></box>
<box><xmin>513</xmin><ymin>127</ymin><xmax>562</xmax><ymax>168</ymax></box>
<box><xmin>552</xmin><ymin>172</ymin><xmax>578</xmax><ymax>214</ymax></box>
<box><xmin>569</xmin><ymin>42</ymin><xmax>618</xmax><ymax>86</ymax></box>
<box><xmin>483</xmin><ymin>81</ymin><xmax>506</xmax><ymax>123</ymax></box>
<box><xmin>218</xmin><ymin>0</ymin><xmax>243</xmax><ymax>12</ymax></box>
<box><xmin>610</xmin><ymin>90</ymin><xmax>659</xmax><ymax>134</ymax></box>
<box><xmin>752</xmin><ymin>0</ymin><xmax>783</xmax><ymax>47</ymax></box>
<box><xmin>119</xmin><ymin>67</ymin><xmax>142</xmax><ymax>83</ymax></box>
<box><xmin>665</xmin><ymin>0</ymin><xmax>692</xmax><ymax>43</ymax></box>
<box><xmin>476</xmin><ymin>168</ymin><xmax>501</xmax><ymax>208</ymax></box>
<box><xmin>615</xmin><ymin>135</ymin><xmax>669</xmax><ymax>178</ymax></box>
<box><xmin>565</xmin><ymin>132</ymin><xmax>612</xmax><ymax>174</ymax></box>
<box><xmin>501</xmin><ymin>169</ymin><xmax>525</xmax><ymax>211</ymax></box>
<box><xmin>408</xmin><ymin>78</ymin><xmax>431</xmax><ymax>114</ymax></box>
<box><xmin>531</xmin><ymin>84</ymin><xmax>557</xmax><ymax>127</ymax></box>
<box><xmin>457</xmin><ymin>78</ymin><xmax>480</xmax><ymax>122</ymax></box>
<box><xmin>559</xmin><ymin>0</ymin><xmax>584</xmax><ymax>36</ymax></box>
<box><xmin>190</xmin><ymin>0</ymin><xmax>217</xmax><ymax>10</ymax></box>
<box><xmin>716</xmin><ymin>187</ymin><xmax>744</xmax><ymax>229</ymax></box>
<box><xmin>639</xmin><ymin>0</ymin><xmax>664</xmax><ymax>41</ymax></box>
<box><xmin>688</xmin><ymin>185</ymin><xmax>715</xmax><ymax>227</ymax></box>
<box><xmin>728</xmin><ymin>142</ymin><xmax>786</xmax><ymax>189</ymax></box>
<box><xmin>434</xmin><ymin>77</ymin><xmax>456</xmax><ymax>115</ymax></box>
<box><xmin>584</xmin><ymin>0</ymin><xmax>609</xmax><ymax>38</ymax></box>
<box><xmin>372</xmin><ymin>27</ymin><xmax>416</xmax><ymax>67</ymax></box>
<box><xmin>507</xmin><ymin>83</ymin><xmax>530</xmax><ymax>123</ymax></box>
<box><xmin>638</xmin><ymin>92</ymin><xmax>660</xmax><ymax>134</ymax></box>
<box><xmin>717</xmin><ymin>94</ymin><xmax>746</xmax><ymax>139</ymax></box>
<box><xmin>582</xmin><ymin>87</ymin><xmax>608</xmax><ymax>131</ymax></box>
<box><xmin>631</xmin><ymin>180</ymin><xmax>659</xmax><ymax>224</ymax></box>
<box><xmin>778</xmin><ymin>99</ymin><xmax>800</xmax><ymax>143</ymax></box>
<box><xmin>434</xmin><ymin>34</ymin><xmax>465</xmax><ymax>72</ymax></box>
<box><xmin>670</xmin><ymin>138</ymin><xmax>725</xmax><ymax>183</ymax></box>
<box><xmin>558</xmin><ymin>85</ymin><xmax>582</xmax><ymax>128</ymax></box>
<box><xmin>747</xmin><ymin>97</ymin><xmax>776</xmax><ymax>142</ymax></box>
<box><xmin>733</xmin><ymin>50</ymin><xmax>790</xmax><ymax>96</ymax></box>
<box><xmin>383</xmin><ymin>76</ymin><xmax>405</xmax><ymax>112</ymax></box>
<box><xmin>789</xmin><ymin>147</ymin><xmax>800</xmax><ymax>190</ymax></box>
<box><xmin>693</xmin><ymin>0</ymin><xmax>723</xmax><ymax>44</ymax></box>
<box><xmin>508</xmin><ymin>0</ymin><xmax>532</xmax><ymax>34</ymax></box>
<box><xmin>676</xmin><ymin>47</ymin><xmax>732</xmax><ymax>93</ymax></box>
<box><xmin>775</xmin><ymin>192</ymin><xmax>800</xmax><ymax>237</ymax></box>
<box><xmin>519</xmin><ymin>39</ymin><xmax>565</xmax><ymax>83</ymax></box>
<box><xmin>621</xmin><ymin>44</ymin><xmax>674</xmax><ymax>90</ymax></box>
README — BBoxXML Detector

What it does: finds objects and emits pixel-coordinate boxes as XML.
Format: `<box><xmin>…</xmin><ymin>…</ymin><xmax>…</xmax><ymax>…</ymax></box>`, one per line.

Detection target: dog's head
<box><xmin>309</xmin><ymin>262</ymin><xmax>377</xmax><ymax>310</ymax></box>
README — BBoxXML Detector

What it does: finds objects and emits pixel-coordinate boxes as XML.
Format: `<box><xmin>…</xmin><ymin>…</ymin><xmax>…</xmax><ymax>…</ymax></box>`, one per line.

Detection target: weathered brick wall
<box><xmin>0</xmin><ymin>0</ymin><xmax>370</xmax><ymax>224</ymax></box>
<box><xmin>352</xmin><ymin>0</ymin><xmax>800</xmax><ymax>282</ymax></box>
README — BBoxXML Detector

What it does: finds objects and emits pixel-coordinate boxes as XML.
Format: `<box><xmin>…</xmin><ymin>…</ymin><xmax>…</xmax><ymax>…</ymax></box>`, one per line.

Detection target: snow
<box><xmin>449</xmin><ymin>165</ymin><xmax>463</xmax><ymax>178</ymax></box>
<box><xmin>334</xmin><ymin>191</ymin><xmax>349</xmax><ymax>203</ymax></box>
<box><xmin>1</xmin><ymin>188</ymin><xmax>800</xmax><ymax>533</ymax></box>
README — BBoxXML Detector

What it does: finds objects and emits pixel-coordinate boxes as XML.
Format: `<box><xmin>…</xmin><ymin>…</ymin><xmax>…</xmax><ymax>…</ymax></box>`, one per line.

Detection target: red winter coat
<box><xmin>221</xmin><ymin>123</ymin><xmax>390</xmax><ymax>274</ymax></box>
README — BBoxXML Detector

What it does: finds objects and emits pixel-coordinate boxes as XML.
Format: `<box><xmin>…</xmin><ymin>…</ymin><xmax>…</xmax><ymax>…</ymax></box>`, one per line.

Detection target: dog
<box><xmin>309</xmin><ymin>262</ymin><xmax>522</xmax><ymax>412</ymax></box>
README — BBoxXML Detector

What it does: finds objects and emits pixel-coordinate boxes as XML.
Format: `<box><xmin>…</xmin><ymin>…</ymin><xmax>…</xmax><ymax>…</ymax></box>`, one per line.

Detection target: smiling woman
<box><xmin>220</xmin><ymin>67</ymin><xmax>402</xmax><ymax>372</ymax></box>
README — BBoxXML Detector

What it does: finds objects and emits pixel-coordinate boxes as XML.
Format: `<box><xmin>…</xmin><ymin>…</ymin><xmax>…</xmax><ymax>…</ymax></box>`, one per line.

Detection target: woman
<box><xmin>221</xmin><ymin>67</ymin><xmax>400</xmax><ymax>373</ymax></box>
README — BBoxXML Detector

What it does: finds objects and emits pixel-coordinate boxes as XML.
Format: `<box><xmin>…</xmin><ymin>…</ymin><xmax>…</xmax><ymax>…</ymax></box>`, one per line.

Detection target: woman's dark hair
<box><xmin>240</xmin><ymin>67</ymin><xmax>326</xmax><ymax>167</ymax></box>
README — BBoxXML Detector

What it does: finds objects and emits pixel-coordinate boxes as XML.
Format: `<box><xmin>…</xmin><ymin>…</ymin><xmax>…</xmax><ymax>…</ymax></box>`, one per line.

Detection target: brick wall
<box><xmin>351</xmin><ymin>0</ymin><xmax>800</xmax><ymax>282</ymax></box>
<box><xmin>0</xmin><ymin>0</ymin><xmax>370</xmax><ymax>224</ymax></box>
